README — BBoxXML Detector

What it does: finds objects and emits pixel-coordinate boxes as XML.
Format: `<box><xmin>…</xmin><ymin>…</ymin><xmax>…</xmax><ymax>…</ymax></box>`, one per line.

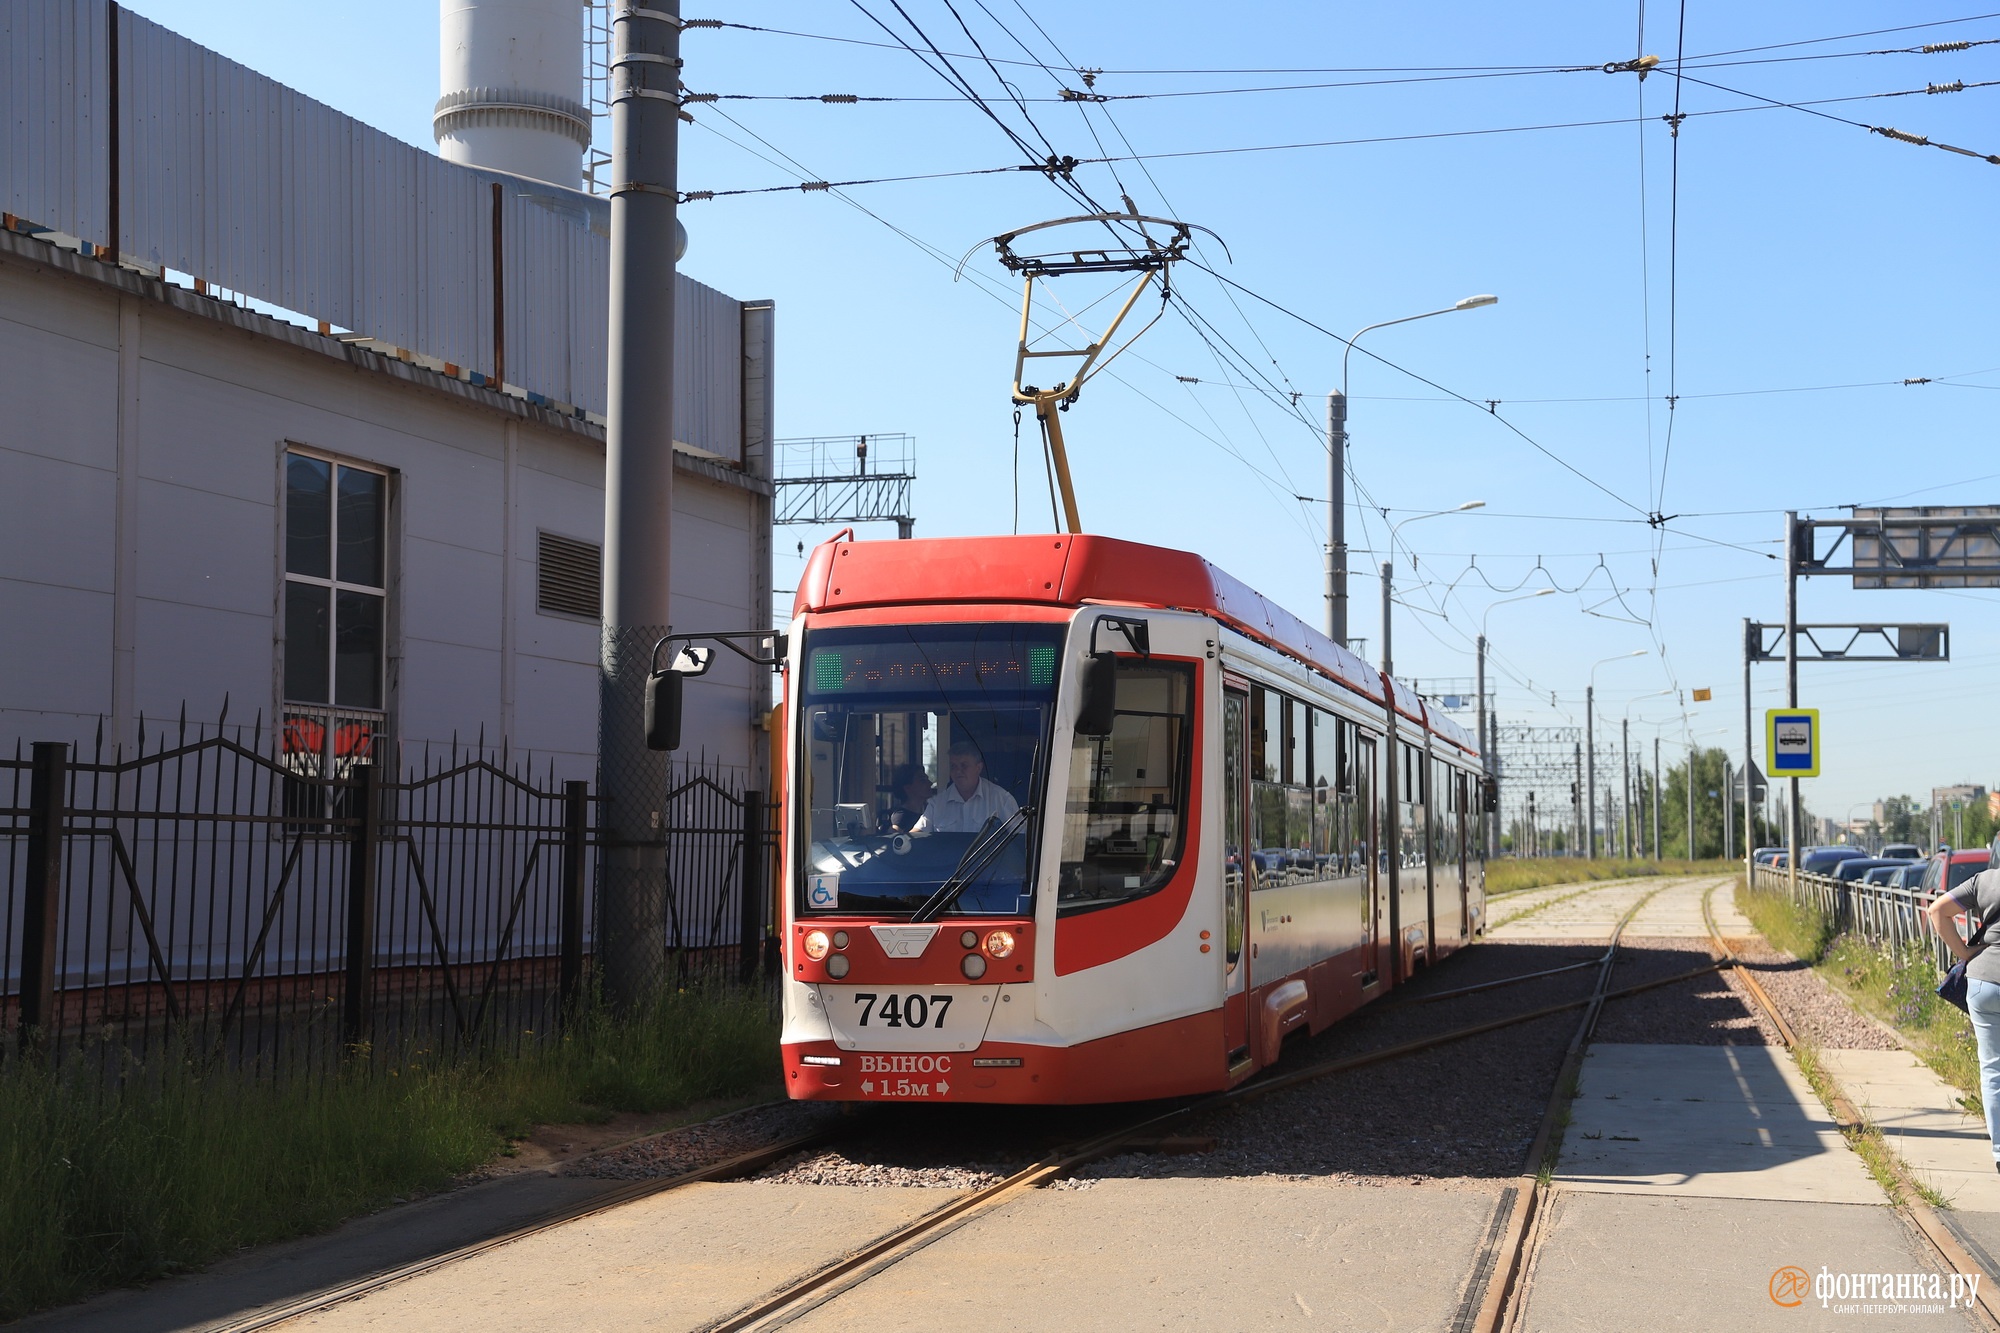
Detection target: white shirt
<box><xmin>914</xmin><ymin>778</ymin><xmax>1020</xmax><ymax>834</ymax></box>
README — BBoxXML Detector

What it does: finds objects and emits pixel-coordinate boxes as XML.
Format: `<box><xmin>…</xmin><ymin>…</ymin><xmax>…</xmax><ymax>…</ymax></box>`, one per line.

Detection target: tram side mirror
<box><xmin>644</xmin><ymin>670</ymin><xmax>684</xmax><ymax>751</ymax></box>
<box><xmin>1076</xmin><ymin>653</ymin><xmax>1118</xmax><ymax>736</ymax></box>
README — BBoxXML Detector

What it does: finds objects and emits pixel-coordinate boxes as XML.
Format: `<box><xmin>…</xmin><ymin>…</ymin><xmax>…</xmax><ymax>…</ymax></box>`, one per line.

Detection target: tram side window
<box><xmin>1250</xmin><ymin>687</ymin><xmax>1277</xmax><ymax>783</ymax></box>
<box><xmin>1057</xmin><ymin>660</ymin><xmax>1195</xmax><ymax>913</ymax></box>
<box><xmin>1310</xmin><ymin>707</ymin><xmax>1344</xmax><ymax>791</ymax></box>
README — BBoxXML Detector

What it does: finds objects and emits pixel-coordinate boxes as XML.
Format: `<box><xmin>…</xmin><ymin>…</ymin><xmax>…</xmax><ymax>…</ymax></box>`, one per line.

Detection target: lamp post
<box><xmin>1478</xmin><ymin>587</ymin><xmax>1554</xmax><ymax>859</ymax></box>
<box><xmin>1585</xmin><ymin>651</ymin><xmax>1647</xmax><ymax>859</ymax></box>
<box><xmin>1327</xmin><ymin>294</ymin><xmax>1497</xmax><ymax>643</ymax></box>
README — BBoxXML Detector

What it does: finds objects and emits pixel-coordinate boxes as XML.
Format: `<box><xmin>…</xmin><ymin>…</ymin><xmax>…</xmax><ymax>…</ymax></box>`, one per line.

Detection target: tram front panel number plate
<box><xmin>817</xmin><ymin>984</ymin><xmax>999</xmax><ymax>1067</ymax></box>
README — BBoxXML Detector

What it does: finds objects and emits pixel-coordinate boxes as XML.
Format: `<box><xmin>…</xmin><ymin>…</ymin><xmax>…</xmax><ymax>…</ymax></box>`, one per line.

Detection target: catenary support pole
<box><xmin>1585</xmin><ymin>686</ymin><xmax>1596</xmax><ymax>859</ymax></box>
<box><xmin>599</xmin><ymin>0</ymin><xmax>683</xmax><ymax>1011</ymax></box>
<box><xmin>1622</xmin><ymin>718</ymin><xmax>1632</xmax><ymax>859</ymax></box>
<box><xmin>1573</xmin><ymin>741</ymin><xmax>1583</xmax><ymax>858</ymax></box>
<box><xmin>1687</xmin><ymin>741</ymin><xmax>1697</xmax><ymax>860</ymax></box>
<box><xmin>1476</xmin><ymin>633</ymin><xmax>1489</xmax><ymax>855</ymax></box>
<box><xmin>1743</xmin><ymin>618</ymin><xmax>1755</xmax><ymax>876</ymax></box>
<box><xmin>1785</xmin><ymin>511</ymin><xmax>1800</xmax><ymax>900</ymax></box>
<box><xmin>1653</xmin><ymin>735</ymin><xmax>1661</xmax><ymax>861</ymax></box>
<box><xmin>1381</xmin><ymin>559</ymin><xmax>1401</xmax><ymax>982</ymax></box>
<box><xmin>1326</xmin><ymin>392</ymin><xmax>1348</xmax><ymax>644</ymax></box>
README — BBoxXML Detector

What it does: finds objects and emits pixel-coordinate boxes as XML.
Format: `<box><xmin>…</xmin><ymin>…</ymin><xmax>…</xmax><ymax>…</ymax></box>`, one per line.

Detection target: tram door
<box><xmin>1356</xmin><ymin>736</ymin><xmax>1380</xmax><ymax>985</ymax></box>
<box><xmin>1222</xmin><ymin>688</ymin><xmax>1250</xmax><ymax>1069</ymax></box>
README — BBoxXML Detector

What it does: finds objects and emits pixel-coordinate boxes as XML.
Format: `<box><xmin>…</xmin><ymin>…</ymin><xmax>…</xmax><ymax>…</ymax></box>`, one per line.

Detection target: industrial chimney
<box><xmin>434</xmin><ymin>0</ymin><xmax>589</xmax><ymax>188</ymax></box>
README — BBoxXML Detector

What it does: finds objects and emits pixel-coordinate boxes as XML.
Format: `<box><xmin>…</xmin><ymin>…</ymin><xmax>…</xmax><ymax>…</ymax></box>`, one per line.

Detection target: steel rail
<box><xmin>1463</xmin><ymin>879</ymin><xmax>1682</xmax><ymax>1333</ymax></box>
<box><xmin>715</xmin><ymin>886</ymin><xmax>1690</xmax><ymax>1333</ymax></box>
<box><xmin>1702</xmin><ymin>883</ymin><xmax>2000</xmax><ymax>1332</ymax></box>
<box><xmin>240</xmin><ymin>881</ymin><xmax>1713</xmax><ymax>1331</ymax></box>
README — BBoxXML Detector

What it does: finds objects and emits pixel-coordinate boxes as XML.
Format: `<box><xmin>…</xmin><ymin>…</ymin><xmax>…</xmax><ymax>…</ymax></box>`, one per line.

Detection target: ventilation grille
<box><xmin>537</xmin><ymin>532</ymin><xmax>601</xmax><ymax>619</ymax></box>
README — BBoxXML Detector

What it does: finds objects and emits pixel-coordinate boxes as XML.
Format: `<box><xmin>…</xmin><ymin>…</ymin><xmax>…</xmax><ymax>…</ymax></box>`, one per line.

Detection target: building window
<box><xmin>283</xmin><ymin>450</ymin><xmax>387</xmax><ymax>795</ymax></box>
<box><xmin>537</xmin><ymin>531</ymin><xmax>601</xmax><ymax>619</ymax></box>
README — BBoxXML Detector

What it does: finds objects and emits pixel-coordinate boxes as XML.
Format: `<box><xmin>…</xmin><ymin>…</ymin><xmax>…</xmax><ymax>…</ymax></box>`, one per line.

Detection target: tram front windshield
<box><xmin>797</xmin><ymin>622</ymin><xmax>1062</xmax><ymax>917</ymax></box>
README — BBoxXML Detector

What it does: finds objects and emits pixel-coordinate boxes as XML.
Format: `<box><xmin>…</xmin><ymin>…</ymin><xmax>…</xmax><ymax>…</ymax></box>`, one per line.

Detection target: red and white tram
<box><xmin>756</xmin><ymin>532</ymin><xmax>1485</xmax><ymax>1105</ymax></box>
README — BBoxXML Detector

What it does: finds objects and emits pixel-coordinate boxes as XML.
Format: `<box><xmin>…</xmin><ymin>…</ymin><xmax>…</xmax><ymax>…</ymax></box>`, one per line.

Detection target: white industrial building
<box><xmin>0</xmin><ymin>1</ymin><xmax>774</xmax><ymax>785</ymax></box>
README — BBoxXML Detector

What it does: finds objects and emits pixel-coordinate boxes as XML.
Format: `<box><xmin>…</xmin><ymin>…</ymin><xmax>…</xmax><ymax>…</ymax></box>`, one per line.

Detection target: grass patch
<box><xmin>0</xmin><ymin>985</ymin><xmax>780</xmax><ymax>1321</ymax></box>
<box><xmin>1486</xmin><ymin>858</ymin><xmax>1738</xmax><ymax>897</ymax></box>
<box><xmin>1735</xmin><ymin>879</ymin><xmax>1981</xmax><ymax>1114</ymax></box>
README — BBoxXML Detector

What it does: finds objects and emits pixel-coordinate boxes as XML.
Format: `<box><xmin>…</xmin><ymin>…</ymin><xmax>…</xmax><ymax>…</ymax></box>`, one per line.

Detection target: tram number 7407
<box><xmin>854</xmin><ymin>993</ymin><xmax>954</xmax><ymax>1029</ymax></box>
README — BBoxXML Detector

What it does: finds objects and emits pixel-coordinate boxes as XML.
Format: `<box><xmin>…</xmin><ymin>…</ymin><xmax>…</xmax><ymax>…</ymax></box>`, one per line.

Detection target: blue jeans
<box><xmin>1967</xmin><ymin>978</ymin><xmax>2000</xmax><ymax>1161</ymax></box>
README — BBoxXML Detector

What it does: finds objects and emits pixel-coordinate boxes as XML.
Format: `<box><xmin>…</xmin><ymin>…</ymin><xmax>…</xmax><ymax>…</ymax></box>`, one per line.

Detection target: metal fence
<box><xmin>1750</xmin><ymin>863</ymin><xmax>1951</xmax><ymax>968</ymax></box>
<box><xmin>1</xmin><ymin>713</ymin><xmax>775</xmax><ymax>1071</ymax></box>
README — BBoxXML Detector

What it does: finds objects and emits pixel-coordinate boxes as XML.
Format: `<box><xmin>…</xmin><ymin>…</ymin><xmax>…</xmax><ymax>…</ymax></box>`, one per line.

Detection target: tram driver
<box><xmin>912</xmin><ymin>740</ymin><xmax>1019</xmax><ymax>834</ymax></box>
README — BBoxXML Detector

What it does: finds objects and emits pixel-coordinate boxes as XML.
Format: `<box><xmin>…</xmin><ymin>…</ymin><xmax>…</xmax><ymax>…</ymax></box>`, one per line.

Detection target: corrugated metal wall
<box><xmin>0</xmin><ymin>0</ymin><xmax>742</xmax><ymax>455</ymax></box>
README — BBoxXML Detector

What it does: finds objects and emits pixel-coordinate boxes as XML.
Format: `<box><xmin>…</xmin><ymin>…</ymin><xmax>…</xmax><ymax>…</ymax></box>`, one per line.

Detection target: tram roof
<box><xmin>795</xmin><ymin>534</ymin><xmax>1477</xmax><ymax>756</ymax></box>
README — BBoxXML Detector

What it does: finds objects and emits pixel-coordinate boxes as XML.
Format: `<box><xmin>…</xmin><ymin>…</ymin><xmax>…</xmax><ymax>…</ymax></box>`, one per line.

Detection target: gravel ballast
<box><xmin>566</xmin><ymin>1100</ymin><xmax>844</xmax><ymax>1181</ymax></box>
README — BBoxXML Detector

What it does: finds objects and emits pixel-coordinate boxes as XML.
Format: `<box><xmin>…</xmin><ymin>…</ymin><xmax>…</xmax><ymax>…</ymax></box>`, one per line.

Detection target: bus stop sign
<box><xmin>1766</xmin><ymin>708</ymin><xmax>1821</xmax><ymax>778</ymax></box>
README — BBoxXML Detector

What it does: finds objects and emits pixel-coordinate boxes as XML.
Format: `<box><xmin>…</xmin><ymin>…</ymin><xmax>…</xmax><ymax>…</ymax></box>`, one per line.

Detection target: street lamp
<box><xmin>1477</xmin><ymin>587</ymin><xmax>1555</xmax><ymax>858</ymax></box>
<box><xmin>1585</xmin><ymin>650</ymin><xmax>1647</xmax><ymax>858</ymax></box>
<box><xmin>1326</xmin><ymin>294</ymin><xmax>1498</xmax><ymax>643</ymax></box>
<box><xmin>1380</xmin><ymin>501</ymin><xmax>1485</xmax><ymax>677</ymax></box>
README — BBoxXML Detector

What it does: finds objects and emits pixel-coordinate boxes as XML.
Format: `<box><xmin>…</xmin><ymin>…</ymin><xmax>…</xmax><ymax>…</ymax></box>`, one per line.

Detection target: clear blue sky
<box><xmin>126</xmin><ymin>1</ymin><xmax>2000</xmax><ymax>826</ymax></box>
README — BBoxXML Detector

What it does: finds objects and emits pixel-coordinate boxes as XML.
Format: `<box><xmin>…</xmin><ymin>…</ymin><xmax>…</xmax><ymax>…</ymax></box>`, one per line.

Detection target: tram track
<box><xmin>233</xmin><ymin>877</ymin><xmax>1737</xmax><ymax>1331</ymax></box>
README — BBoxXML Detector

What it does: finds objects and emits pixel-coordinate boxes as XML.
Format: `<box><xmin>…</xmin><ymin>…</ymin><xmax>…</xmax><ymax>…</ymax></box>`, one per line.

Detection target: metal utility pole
<box><xmin>1785</xmin><ymin>511</ymin><xmax>1800</xmax><ymax>897</ymax></box>
<box><xmin>1621</xmin><ymin>718</ymin><xmax>1632</xmax><ymax>859</ymax></box>
<box><xmin>1723</xmin><ymin>761</ymin><xmax>1734</xmax><ymax>860</ymax></box>
<box><xmin>1326</xmin><ymin>392</ymin><xmax>1348</xmax><ymax>645</ymax></box>
<box><xmin>1475</xmin><ymin>633</ymin><xmax>1488</xmax><ymax>854</ymax></box>
<box><xmin>1572</xmin><ymin>742</ymin><xmax>1583</xmax><ymax>858</ymax></box>
<box><xmin>598</xmin><ymin>0</ymin><xmax>683</xmax><ymax>1011</ymax></box>
<box><xmin>1527</xmin><ymin>789</ymin><xmax>1537</xmax><ymax>857</ymax></box>
<box><xmin>1585</xmin><ymin>686</ymin><xmax>1596</xmax><ymax>858</ymax></box>
<box><xmin>1743</xmin><ymin>618</ymin><xmax>1755</xmax><ymax>875</ymax></box>
<box><xmin>1652</xmin><ymin>736</ymin><xmax>1661</xmax><ymax>861</ymax></box>
<box><xmin>1687</xmin><ymin>742</ymin><xmax>1698</xmax><ymax>860</ymax></box>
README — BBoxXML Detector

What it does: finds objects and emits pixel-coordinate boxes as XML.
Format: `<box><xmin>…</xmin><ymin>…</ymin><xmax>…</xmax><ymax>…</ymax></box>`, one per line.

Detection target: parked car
<box><xmin>1752</xmin><ymin>847</ymin><xmax>1785</xmax><ymax>866</ymax></box>
<box><xmin>1921</xmin><ymin>848</ymin><xmax>1993</xmax><ymax>898</ymax></box>
<box><xmin>1891</xmin><ymin>862</ymin><xmax>1929</xmax><ymax>890</ymax></box>
<box><xmin>1800</xmin><ymin>846</ymin><xmax>1872</xmax><ymax>876</ymax></box>
<box><xmin>1881</xmin><ymin>843</ymin><xmax>1922</xmax><ymax>861</ymax></box>
<box><xmin>1859</xmin><ymin>864</ymin><xmax>1904</xmax><ymax>886</ymax></box>
<box><xmin>1832</xmin><ymin>857</ymin><xmax>1904</xmax><ymax>883</ymax></box>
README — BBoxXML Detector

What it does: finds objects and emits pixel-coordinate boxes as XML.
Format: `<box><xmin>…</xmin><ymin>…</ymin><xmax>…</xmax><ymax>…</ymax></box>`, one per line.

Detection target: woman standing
<box><xmin>1927</xmin><ymin>837</ymin><xmax>2000</xmax><ymax>1173</ymax></box>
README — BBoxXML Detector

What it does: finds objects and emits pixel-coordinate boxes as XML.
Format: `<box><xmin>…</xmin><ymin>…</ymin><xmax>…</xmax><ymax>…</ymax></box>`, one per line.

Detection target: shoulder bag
<box><xmin>1937</xmin><ymin>884</ymin><xmax>2000</xmax><ymax>1012</ymax></box>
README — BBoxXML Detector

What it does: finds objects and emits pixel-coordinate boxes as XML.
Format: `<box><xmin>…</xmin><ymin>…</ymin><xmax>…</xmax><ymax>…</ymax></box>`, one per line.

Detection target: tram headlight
<box><xmin>961</xmin><ymin>953</ymin><xmax>988</xmax><ymax>980</ymax></box>
<box><xmin>803</xmin><ymin>930</ymin><xmax>831</xmax><ymax>961</ymax></box>
<box><xmin>826</xmin><ymin>953</ymin><xmax>850</xmax><ymax>979</ymax></box>
<box><xmin>984</xmin><ymin>929</ymin><xmax>1016</xmax><ymax>960</ymax></box>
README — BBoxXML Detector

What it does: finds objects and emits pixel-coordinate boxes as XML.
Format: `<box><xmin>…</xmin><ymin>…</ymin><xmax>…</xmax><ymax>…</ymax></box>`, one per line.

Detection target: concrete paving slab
<box><xmin>1489</xmin><ymin>880</ymin><xmax>1661</xmax><ymax>941</ymax></box>
<box><xmin>286</xmin><ymin>1182</ymin><xmax>956</xmax><ymax>1333</ymax></box>
<box><xmin>17</xmin><ymin>1172</ymin><xmax>630</xmax><ymax>1333</ymax></box>
<box><xmin>1557</xmin><ymin>1043</ymin><xmax>1883</xmax><ymax>1204</ymax></box>
<box><xmin>1820</xmin><ymin>1048</ymin><xmax>2000</xmax><ymax>1212</ymax></box>
<box><xmin>788</xmin><ymin>1177</ymin><xmax>1510</xmax><ymax>1332</ymax></box>
<box><xmin>1490</xmin><ymin>875</ymin><xmax>1743</xmax><ymax>944</ymax></box>
<box><xmin>1521</xmin><ymin>1192</ymin><xmax>1979</xmax><ymax>1332</ymax></box>
<box><xmin>1628</xmin><ymin>877</ymin><xmax>1745</xmax><ymax>937</ymax></box>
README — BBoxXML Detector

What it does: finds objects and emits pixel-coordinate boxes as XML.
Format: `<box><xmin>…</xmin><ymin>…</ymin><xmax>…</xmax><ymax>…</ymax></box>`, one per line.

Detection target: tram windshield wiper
<box><xmin>910</xmin><ymin>805</ymin><xmax>1034</xmax><ymax>923</ymax></box>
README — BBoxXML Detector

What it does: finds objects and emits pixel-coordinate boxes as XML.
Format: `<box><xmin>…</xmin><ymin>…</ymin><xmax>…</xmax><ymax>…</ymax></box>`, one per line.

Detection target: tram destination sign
<box><xmin>806</xmin><ymin>638</ymin><xmax>1058</xmax><ymax>695</ymax></box>
<box><xmin>1793</xmin><ymin>506</ymin><xmax>2000</xmax><ymax>589</ymax></box>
